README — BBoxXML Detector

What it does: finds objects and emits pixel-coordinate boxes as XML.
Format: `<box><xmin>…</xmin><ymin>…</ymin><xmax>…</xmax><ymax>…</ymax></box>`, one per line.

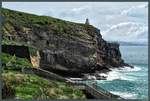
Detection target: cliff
<box><xmin>2</xmin><ymin>8</ymin><xmax>131</xmax><ymax>77</ymax></box>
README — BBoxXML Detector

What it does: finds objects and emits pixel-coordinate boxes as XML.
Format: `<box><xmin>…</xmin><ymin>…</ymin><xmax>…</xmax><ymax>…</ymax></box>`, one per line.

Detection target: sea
<box><xmin>97</xmin><ymin>45</ymin><xmax>148</xmax><ymax>99</ymax></box>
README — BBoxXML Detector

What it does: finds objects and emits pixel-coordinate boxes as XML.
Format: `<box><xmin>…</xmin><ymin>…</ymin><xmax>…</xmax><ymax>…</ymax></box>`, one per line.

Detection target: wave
<box><xmin>106</xmin><ymin>70</ymin><xmax>136</xmax><ymax>81</ymax></box>
<box><xmin>120</xmin><ymin>66</ymin><xmax>141</xmax><ymax>72</ymax></box>
<box><xmin>99</xmin><ymin>66</ymin><xmax>142</xmax><ymax>81</ymax></box>
<box><xmin>110</xmin><ymin>91</ymin><xmax>137</xmax><ymax>99</ymax></box>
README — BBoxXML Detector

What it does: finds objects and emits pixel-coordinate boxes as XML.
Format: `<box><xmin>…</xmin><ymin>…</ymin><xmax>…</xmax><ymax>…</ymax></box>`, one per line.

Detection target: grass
<box><xmin>1</xmin><ymin>52</ymin><xmax>86</xmax><ymax>99</ymax></box>
<box><xmin>1</xmin><ymin>53</ymin><xmax>33</xmax><ymax>70</ymax></box>
<box><xmin>2</xmin><ymin>8</ymin><xmax>97</xmax><ymax>47</ymax></box>
<box><xmin>2</xmin><ymin>36</ymin><xmax>22</xmax><ymax>45</ymax></box>
<box><xmin>1</xmin><ymin>8</ymin><xmax>90</xmax><ymax>100</ymax></box>
<box><xmin>28</xmin><ymin>46</ymin><xmax>38</xmax><ymax>56</ymax></box>
<box><xmin>2</xmin><ymin>71</ymin><xmax>86</xmax><ymax>100</ymax></box>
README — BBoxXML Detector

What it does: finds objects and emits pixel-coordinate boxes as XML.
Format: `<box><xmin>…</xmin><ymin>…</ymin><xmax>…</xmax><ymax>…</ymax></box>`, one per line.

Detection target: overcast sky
<box><xmin>2</xmin><ymin>2</ymin><xmax>148</xmax><ymax>43</ymax></box>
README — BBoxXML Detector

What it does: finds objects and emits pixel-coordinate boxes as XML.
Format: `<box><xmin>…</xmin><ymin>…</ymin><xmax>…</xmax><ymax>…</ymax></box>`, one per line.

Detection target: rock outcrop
<box><xmin>2</xmin><ymin>8</ymin><xmax>132</xmax><ymax>77</ymax></box>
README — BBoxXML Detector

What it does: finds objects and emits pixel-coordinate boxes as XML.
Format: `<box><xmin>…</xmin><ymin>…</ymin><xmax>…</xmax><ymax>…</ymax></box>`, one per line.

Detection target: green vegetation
<box><xmin>2</xmin><ymin>8</ymin><xmax>96</xmax><ymax>46</ymax></box>
<box><xmin>28</xmin><ymin>46</ymin><xmax>38</xmax><ymax>56</ymax></box>
<box><xmin>1</xmin><ymin>53</ymin><xmax>86</xmax><ymax>99</ymax></box>
<box><xmin>2</xmin><ymin>35</ymin><xmax>22</xmax><ymax>45</ymax></box>
<box><xmin>2</xmin><ymin>71</ymin><xmax>86</xmax><ymax>99</ymax></box>
<box><xmin>2</xmin><ymin>8</ymin><xmax>88</xmax><ymax>100</ymax></box>
<box><xmin>1</xmin><ymin>53</ymin><xmax>33</xmax><ymax>70</ymax></box>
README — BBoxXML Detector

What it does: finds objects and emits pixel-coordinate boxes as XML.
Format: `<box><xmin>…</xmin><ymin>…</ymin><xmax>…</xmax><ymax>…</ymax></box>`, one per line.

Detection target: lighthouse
<box><xmin>85</xmin><ymin>18</ymin><xmax>90</xmax><ymax>25</ymax></box>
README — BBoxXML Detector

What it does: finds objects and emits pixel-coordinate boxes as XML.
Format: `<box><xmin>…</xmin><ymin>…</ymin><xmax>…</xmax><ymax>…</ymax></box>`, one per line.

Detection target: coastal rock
<box><xmin>2</xmin><ymin>8</ymin><xmax>132</xmax><ymax>77</ymax></box>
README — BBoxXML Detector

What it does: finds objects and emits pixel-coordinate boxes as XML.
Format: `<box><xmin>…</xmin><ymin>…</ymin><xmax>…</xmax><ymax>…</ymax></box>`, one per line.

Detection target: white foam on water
<box><xmin>98</xmin><ymin>73</ymin><xmax>108</xmax><ymax>77</ymax></box>
<box><xmin>106</xmin><ymin>70</ymin><xmax>135</xmax><ymax>81</ymax></box>
<box><xmin>121</xmin><ymin>66</ymin><xmax>141</xmax><ymax>72</ymax></box>
<box><xmin>106</xmin><ymin>70</ymin><xmax>123</xmax><ymax>81</ymax></box>
<box><xmin>102</xmin><ymin>65</ymin><xmax>142</xmax><ymax>81</ymax></box>
<box><xmin>97</xmin><ymin>65</ymin><xmax>147</xmax><ymax>99</ymax></box>
<box><xmin>110</xmin><ymin>91</ymin><xmax>138</xmax><ymax>99</ymax></box>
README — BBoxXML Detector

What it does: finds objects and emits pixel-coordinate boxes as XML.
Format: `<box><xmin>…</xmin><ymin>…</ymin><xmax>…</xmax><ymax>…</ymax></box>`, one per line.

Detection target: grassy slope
<box><xmin>1</xmin><ymin>8</ymin><xmax>90</xmax><ymax>99</ymax></box>
<box><xmin>1</xmin><ymin>53</ymin><xmax>33</xmax><ymax>70</ymax></box>
<box><xmin>2</xmin><ymin>8</ymin><xmax>96</xmax><ymax>46</ymax></box>
<box><xmin>2</xmin><ymin>70</ymin><xmax>86</xmax><ymax>100</ymax></box>
<box><xmin>1</xmin><ymin>53</ymin><xmax>86</xmax><ymax>99</ymax></box>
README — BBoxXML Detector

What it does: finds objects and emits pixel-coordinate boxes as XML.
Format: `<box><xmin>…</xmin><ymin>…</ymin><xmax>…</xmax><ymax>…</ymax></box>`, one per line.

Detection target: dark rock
<box><xmin>2</xmin><ymin>45</ymin><xmax>31</xmax><ymax>61</ymax></box>
<box><xmin>2</xmin><ymin>8</ymin><xmax>132</xmax><ymax>77</ymax></box>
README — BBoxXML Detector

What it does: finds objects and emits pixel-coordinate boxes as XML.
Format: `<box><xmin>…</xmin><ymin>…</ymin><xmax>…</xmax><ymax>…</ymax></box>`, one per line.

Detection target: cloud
<box><xmin>45</xmin><ymin>6</ymin><xmax>92</xmax><ymax>20</ymax></box>
<box><xmin>41</xmin><ymin>3</ymin><xmax>149</xmax><ymax>43</ymax></box>
<box><xmin>121</xmin><ymin>4</ymin><xmax>148</xmax><ymax>18</ymax></box>
<box><xmin>102</xmin><ymin>22</ymin><xmax>148</xmax><ymax>42</ymax></box>
<box><xmin>61</xmin><ymin>6</ymin><xmax>91</xmax><ymax>17</ymax></box>
<box><xmin>2</xmin><ymin>2</ymin><xmax>148</xmax><ymax>43</ymax></box>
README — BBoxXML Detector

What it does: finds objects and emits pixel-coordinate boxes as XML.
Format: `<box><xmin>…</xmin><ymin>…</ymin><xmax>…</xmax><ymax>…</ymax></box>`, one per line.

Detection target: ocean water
<box><xmin>97</xmin><ymin>45</ymin><xmax>148</xmax><ymax>99</ymax></box>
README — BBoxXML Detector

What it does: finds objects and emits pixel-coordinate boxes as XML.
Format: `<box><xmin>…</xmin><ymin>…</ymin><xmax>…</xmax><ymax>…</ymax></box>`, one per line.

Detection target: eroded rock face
<box><xmin>40</xmin><ymin>49</ymin><xmax>97</xmax><ymax>74</ymax></box>
<box><xmin>96</xmin><ymin>38</ymin><xmax>124</xmax><ymax>67</ymax></box>
<box><xmin>38</xmin><ymin>28</ymin><xmax>126</xmax><ymax>76</ymax></box>
<box><xmin>2</xmin><ymin>8</ymin><xmax>131</xmax><ymax>77</ymax></box>
<box><xmin>37</xmin><ymin>26</ymin><xmax>98</xmax><ymax>76</ymax></box>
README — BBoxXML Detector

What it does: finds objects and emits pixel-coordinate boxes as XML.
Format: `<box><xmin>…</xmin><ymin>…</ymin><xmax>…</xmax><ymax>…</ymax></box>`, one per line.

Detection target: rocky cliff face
<box><xmin>2</xmin><ymin>8</ymin><xmax>131</xmax><ymax>77</ymax></box>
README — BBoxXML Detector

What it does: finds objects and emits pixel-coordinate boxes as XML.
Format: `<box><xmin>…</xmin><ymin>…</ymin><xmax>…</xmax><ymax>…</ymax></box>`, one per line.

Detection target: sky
<box><xmin>2</xmin><ymin>2</ymin><xmax>148</xmax><ymax>43</ymax></box>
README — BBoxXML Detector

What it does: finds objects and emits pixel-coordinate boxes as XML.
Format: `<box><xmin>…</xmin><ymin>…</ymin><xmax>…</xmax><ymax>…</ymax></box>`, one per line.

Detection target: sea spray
<box><xmin>97</xmin><ymin>45</ymin><xmax>148</xmax><ymax>99</ymax></box>
<box><xmin>98</xmin><ymin>66</ymin><xmax>141</xmax><ymax>81</ymax></box>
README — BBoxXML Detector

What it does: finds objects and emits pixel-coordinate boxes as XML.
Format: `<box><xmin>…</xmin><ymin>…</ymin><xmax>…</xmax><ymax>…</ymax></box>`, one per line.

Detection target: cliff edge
<box><xmin>2</xmin><ymin>8</ymin><xmax>132</xmax><ymax>77</ymax></box>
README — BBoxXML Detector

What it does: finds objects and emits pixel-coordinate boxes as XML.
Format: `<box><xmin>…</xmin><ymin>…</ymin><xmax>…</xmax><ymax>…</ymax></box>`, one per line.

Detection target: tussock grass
<box><xmin>2</xmin><ymin>71</ymin><xmax>86</xmax><ymax>100</ymax></box>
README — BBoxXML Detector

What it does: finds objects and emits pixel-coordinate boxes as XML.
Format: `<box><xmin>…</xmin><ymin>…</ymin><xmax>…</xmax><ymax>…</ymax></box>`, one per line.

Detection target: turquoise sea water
<box><xmin>97</xmin><ymin>45</ymin><xmax>148</xmax><ymax>99</ymax></box>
